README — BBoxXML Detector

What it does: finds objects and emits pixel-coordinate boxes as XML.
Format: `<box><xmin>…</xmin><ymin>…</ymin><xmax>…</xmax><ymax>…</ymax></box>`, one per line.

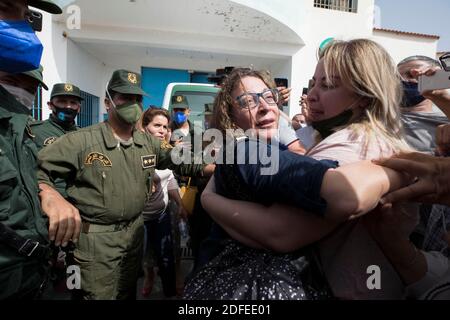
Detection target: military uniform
<box><xmin>31</xmin><ymin>83</ymin><xmax>82</xmax><ymax>198</ymax></box>
<box><xmin>0</xmin><ymin>0</ymin><xmax>62</xmax><ymax>299</ymax></box>
<box><xmin>0</xmin><ymin>82</ymin><xmax>50</xmax><ymax>299</ymax></box>
<box><xmin>37</xmin><ymin>70</ymin><xmax>205</xmax><ymax>300</ymax></box>
<box><xmin>169</xmin><ymin>96</ymin><xmax>213</xmax><ymax>271</ymax></box>
<box><xmin>31</xmin><ymin>82</ymin><xmax>83</xmax><ymax>149</ymax></box>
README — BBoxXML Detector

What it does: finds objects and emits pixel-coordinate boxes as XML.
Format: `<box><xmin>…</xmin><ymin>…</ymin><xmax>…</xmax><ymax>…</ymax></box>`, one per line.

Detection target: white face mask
<box><xmin>299</xmin><ymin>123</ymin><xmax>308</xmax><ymax>129</ymax></box>
<box><xmin>1</xmin><ymin>84</ymin><xmax>35</xmax><ymax>109</ymax></box>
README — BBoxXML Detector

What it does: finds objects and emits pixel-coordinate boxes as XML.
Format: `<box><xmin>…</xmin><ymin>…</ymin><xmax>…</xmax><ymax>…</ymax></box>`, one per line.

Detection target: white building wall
<box><xmin>287</xmin><ymin>0</ymin><xmax>377</xmax><ymax>117</ymax></box>
<box><xmin>372</xmin><ymin>31</ymin><xmax>439</xmax><ymax>64</ymax></box>
<box><xmin>37</xmin><ymin>0</ymin><xmax>439</xmax><ymax>120</ymax></box>
<box><xmin>36</xmin><ymin>11</ymin><xmax>68</xmax><ymax>119</ymax></box>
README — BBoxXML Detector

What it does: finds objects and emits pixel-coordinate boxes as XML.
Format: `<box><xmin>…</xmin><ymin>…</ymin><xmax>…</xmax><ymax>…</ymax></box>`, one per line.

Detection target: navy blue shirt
<box><xmin>195</xmin><ymin>137</ymin><xmax>338</xmax><ymax>270</ymax></box>
<box><xmin>215</xmin><ymin>137</ymin><xmax>338</xmax><ymax>216</ymax></box>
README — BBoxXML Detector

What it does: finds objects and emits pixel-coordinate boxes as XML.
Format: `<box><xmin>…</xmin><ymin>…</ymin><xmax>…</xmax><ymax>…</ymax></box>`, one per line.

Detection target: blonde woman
<box><xmin>184</xmin><ymin>57</ymin><xmax>412</xmax><ymax>300</ymax></box>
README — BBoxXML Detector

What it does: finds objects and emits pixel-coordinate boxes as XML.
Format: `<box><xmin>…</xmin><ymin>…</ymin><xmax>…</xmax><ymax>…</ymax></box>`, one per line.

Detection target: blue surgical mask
<box><xmin>401</xmin><ymin>81</ymin><xmax>426</xmax><ymax>108</ymax></box>
<box><xmin>0</xmin><ymin>20</ymin><xmax>44</xmax><ymax>73</ymax></box>
<box><xmin>173</xmin><ymin>112</ymin><xmax>188</xmax><ymax>125</ymax></box>
<box><xmin>53</xmin><ymin>106</ymin><xmax>78</xmax><ymax>123</ymax></box>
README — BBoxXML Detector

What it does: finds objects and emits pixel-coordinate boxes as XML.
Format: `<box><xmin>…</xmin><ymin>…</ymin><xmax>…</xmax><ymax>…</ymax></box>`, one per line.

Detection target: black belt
<box><xmin>0</xmin><ymin>222</ymin><xmax>51</xmax><ymax>260</ymax></box>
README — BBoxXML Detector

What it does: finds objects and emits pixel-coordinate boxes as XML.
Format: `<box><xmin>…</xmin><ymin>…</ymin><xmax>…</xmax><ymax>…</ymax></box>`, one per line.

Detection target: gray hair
<box><xmin>398</xmin><ymin>55</ymin><xmax>442</xmax><ymax>68</ymax></box>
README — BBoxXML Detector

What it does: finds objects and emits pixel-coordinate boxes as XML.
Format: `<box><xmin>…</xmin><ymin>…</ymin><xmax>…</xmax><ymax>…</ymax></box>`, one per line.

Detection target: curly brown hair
<box><xmin>212</xmin><ymin>68</ymin><xmax>277</xmax><ymax>135</ymax></box>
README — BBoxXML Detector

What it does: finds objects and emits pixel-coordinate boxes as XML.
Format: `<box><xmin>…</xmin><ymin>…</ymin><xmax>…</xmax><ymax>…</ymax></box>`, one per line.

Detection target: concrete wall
<box><xmin>372</xmin><ymin>30</ymin><xmax>439</xmax><ymax>64</ymax></box>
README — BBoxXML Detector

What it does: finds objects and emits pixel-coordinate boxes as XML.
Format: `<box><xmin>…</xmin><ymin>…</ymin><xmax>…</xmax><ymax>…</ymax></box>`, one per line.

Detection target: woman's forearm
<box><xmin>168</xmin><ymin>188</ymin><xmax>182</xmax><ymax>206</ymax></box>
<box><xmin>201</xmin><ymin>190</ymin><xmax>338</xmax><ymax>253</ymax></box>
<box><xmin>322</xmin><ymin>161</ymin><xmax>407</xmax><ymax>221</ymax></box>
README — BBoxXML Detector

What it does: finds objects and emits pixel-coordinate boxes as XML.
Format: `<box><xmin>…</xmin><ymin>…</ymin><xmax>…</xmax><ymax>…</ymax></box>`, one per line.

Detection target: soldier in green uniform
<box><xmin>169</xmin><ymin>96</ymin><xmax>213</xmax><ymax>275</ymax></box>
<box><xmin>37</xmin><ymin>69</ymin><xmax>214</xmax><ymax>300</ymax></box>
<box><xmin>31</xmin><ymin>83</ymin><xmax>83</xmax><ymax>149</ymax></box>
<box><xmin>0</xmin><ymin>65</ymin><xmax>48</xmax><ymax>110</ymax></box>
<box><xmin>0</xmin><ymin>0</ymin><xmax>81</xmax><ymax>300</ymax></box>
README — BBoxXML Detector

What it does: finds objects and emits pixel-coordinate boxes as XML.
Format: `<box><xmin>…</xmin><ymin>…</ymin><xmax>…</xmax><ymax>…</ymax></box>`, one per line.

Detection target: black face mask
<box><xmin>53</xmin><ymin>106</ymin><xmax>78</xmax><ymax>124</ymax></box>
<box><xmin>312</xmin><ymin>109</ymin><xmax>353</xmax><ymax>139</ymax></box>
<box><xmin>401</xmin><ymin>81</ymin><xmax>426</xmax><ymax>108</ymax></box>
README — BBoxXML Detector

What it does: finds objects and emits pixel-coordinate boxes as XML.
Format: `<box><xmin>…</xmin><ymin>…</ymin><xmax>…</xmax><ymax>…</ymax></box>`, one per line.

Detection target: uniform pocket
<box><xmin>75</xmin><ymin>164</ymin><xmax>112</xmax><ymax>212</ymax></box>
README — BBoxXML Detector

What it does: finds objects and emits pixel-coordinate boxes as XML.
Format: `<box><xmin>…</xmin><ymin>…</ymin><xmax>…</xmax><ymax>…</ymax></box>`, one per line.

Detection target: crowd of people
<box><xmin>2</xmin><ymin>0</ymin><xmax>450</xmax><ymax>301</ymax></box>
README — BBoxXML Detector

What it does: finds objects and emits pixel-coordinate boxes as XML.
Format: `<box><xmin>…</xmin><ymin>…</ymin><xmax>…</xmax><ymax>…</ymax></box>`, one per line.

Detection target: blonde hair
<box><xmin>213</xmin><ymin>67</ymin><xmax>277</xmax><ymax>136</ymax></box>
<box><xmin>319</xmin><ymin>39</ymin><xmax>411</xmax><ymax>152</ymax></box>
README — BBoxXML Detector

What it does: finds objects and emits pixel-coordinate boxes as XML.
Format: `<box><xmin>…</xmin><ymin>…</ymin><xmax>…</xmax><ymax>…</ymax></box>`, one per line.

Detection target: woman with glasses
<box><xmin>183</xmin><ymin>64</ymin><xmax>411</xmax><ymax>300</ymax></box>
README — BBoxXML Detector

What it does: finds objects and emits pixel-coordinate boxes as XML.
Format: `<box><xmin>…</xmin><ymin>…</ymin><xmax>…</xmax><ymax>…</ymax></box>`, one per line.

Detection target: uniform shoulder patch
<box><xmin>43</xmin><ymin>137</ymin><xmax>58</xmax><ymax>146</ymax></box>
<box><xmin>85</xmin><ymin>152</ymin><xmax>112</xmax><ymax>167</ymax></box>
<box><xmin>141</xmin><ymin>155</ymin><xmax>156</xmax><ymax>169</ymax></box>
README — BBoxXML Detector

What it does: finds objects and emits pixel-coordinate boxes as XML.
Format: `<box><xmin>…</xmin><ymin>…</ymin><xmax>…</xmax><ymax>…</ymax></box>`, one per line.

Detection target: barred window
<box><xmin>77</xmin><ymin>91</ymin><xmax>100</xmax><ymax>128</ymax></box>
<box><xmin>31</xmin><ymin>86</ymin><xmax>42</xmax><ymax>121</ymax></box>
<box><xmin>314</xmin><ymin>0</ymin><xmax>358</xmax><ymax>13</ymax></box>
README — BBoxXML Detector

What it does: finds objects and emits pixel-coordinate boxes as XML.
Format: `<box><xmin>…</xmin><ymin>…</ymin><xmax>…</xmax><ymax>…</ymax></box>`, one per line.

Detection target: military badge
<box><xmin>85</xmin><ymin>152</ymin><xmax>112</xmax><ymax>167</ymax></box>
<box><xmin>141</xmin><ymin>155</ymin><xmax>156</xmax><ymax>169</ymax></box>
<box><xmin>64</xmin><ymin>84</ymin><xmax>74</xmax><ymax>92</ymax></box>
<box><xmin>44</xmin><ymin>137</ymin><xmax>58</xmax><ymax>146</ymax></box>
<box><xmin>176</xmin><ymin>96</ymin><xmax>183</xmax><ymax>103</ymax></box>
<box><xmin>128</xmin><ymin>73</ymin><xmax>138</xmax><ymax>84</ymax></box>
<box><xmin>160</xmin><ymin>140</ymin><xmax>173</xmax><ymax>150</ymax></box>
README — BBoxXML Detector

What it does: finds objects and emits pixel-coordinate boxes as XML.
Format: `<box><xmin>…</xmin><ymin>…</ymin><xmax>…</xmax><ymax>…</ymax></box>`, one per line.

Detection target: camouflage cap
<box><xmin>171</xmin><ymin>95</ymin><xmax>189</xmax><ymax>109</ymax></box>
<box><xmin>107</xmin><ymin>69</ymin><xmax>148</xmax><ymax>96</ymax></box>
<box><xmin>22</xmin><ymin>65</ymin><xmax>48</xmax><ymax>90</ymax></box>
<box><xmin>28</xmin><ymin>0</ymin><xmax>63</xmax><ymax>14</ymax></box>
<box><xmin>50</xmin><ymin>83</ymin><xmax>84</xmax><ymax>100</ymax></box>
<box><xmin>204</xmin><ymin>103</ymin><xmax>213</xmax><ymax>115</ymax></box>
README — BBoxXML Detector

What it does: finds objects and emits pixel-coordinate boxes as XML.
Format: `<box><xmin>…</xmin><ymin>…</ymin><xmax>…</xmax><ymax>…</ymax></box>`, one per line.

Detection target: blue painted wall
<box><xmin>141</xmin><ymin>67</ymin><xmax>190</xmax><ymax>109</ymax></box>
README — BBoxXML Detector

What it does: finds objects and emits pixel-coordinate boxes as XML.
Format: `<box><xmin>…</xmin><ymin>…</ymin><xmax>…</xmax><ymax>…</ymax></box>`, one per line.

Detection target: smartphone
<box><xmin>274</xmin><ymin>78</ymin><xmax>288</xmax><ymax>89</ymax></box>
<box><xmin>302</xmin><ymin>87</ymin><xmax>308</xmax><ymax>95</ymax></box>
<box><xmin>26</xmin><ymin>9</ymin><xmax>43</xmax><ymax>32</ymax></box>
<box><xmin>418</xmin><ymin>70</ymin><xmax>450</xmax><ymax>93</ymax></box>
<box><xmin>274</xmin><ymin>78</ymin><xmax>289</xmax><ymax>107</ymax></box>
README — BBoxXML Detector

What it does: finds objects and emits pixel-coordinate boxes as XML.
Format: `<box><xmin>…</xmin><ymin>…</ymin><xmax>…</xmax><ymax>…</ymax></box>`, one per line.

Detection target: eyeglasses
<box><xmin>235</xmin><ymin>89</ymin><xmax>279</xmax><ymax>110</ymax></box>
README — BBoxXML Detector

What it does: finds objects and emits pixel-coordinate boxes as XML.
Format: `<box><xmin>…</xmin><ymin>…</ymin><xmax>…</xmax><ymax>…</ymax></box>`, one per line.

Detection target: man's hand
<box><xmin>39</xmin><ymin>183</ymin><xmax>81</xmax><ymax>246</ymax></box>
<box><xmin>374</xmin><ymin>153</ymin><xmax>450</xmax><ymax>206</ymax></box>
<box><xmin>300</xmin><ymin>94</ymin><xmax>311</xmax><ymax>123</ymax></box>
<box><xmin>277</xmin><ymin>87</ymin><xmax>291</xmax><ymax>106</ymax></box>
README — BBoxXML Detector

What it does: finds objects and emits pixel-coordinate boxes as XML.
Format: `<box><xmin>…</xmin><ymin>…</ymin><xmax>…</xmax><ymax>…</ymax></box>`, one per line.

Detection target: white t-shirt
<box><xmin>295</xmin><ymin>126</ymin><xmax>316</xmax><ymax>151</ymax></box>
<box><xmin>142</xmin><ymin>169</ymin><xmax>178</xmax><ymax>221</ymax></box>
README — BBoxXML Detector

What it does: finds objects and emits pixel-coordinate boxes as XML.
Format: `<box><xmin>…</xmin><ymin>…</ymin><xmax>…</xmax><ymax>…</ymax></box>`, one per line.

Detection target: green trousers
<box><xmin>73</xmin><ymin>215</ymin><xmax>144</xmax><ymax>300</ymax></box>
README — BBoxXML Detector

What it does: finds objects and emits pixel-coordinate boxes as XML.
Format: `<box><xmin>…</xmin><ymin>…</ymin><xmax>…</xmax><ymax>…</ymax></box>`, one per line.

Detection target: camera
<box><xmin>26</xmin><ymin>9</ymin><xmax>43</xmax><ymax>32</ymax></box>
<box><xmin>418</xmin><ymin>52</ymin><xmax>450</xmax><ymax>93</ymax></box>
